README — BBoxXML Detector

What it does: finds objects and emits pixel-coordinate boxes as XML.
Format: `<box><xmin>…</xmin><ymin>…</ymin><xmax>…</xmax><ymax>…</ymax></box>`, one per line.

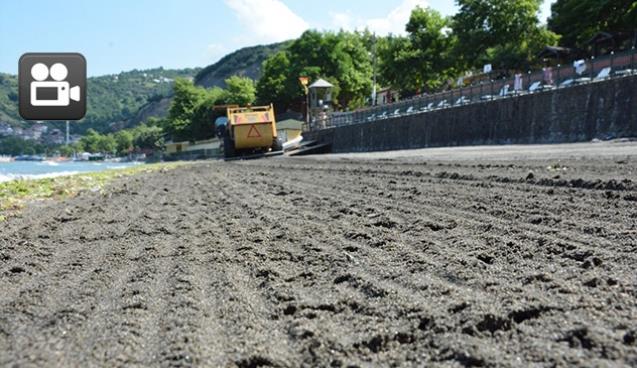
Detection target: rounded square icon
<box><xmin>19</xmin><ymin>53</ymin><xmax>86</xmax><ymax>121</ymax></box>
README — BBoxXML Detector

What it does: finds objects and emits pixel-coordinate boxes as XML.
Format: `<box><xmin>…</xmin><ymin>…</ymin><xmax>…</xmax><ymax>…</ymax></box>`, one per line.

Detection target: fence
<box><xmin>317</xmin><ymin>48</ymin><xmax>637</xmax><ymax>130</ymax></box>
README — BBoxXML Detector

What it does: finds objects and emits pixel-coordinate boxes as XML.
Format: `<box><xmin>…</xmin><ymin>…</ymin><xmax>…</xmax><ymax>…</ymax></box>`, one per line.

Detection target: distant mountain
<box><xmin>0</xmin><ymin>42</ymin><xmax>287</xmax><ymax>137</ymax></box>
<box><xmin>127</xmin><ymin>42</ymin><xmax>289</xmax><ymax>127</ymax></box>
<box><xmin>82</xmin><ymin>68</ymin><xmax>199</xmax><ymax>133</ymax></box>
<box><xmin>0</xmin><ymin>68</ymin><xmax>198</xmax><ymax>134</ymax></box>
<box><xmin>194</xmin><ymin>42</ymin><xmax>289</xmax><ymax>88</ymax></box>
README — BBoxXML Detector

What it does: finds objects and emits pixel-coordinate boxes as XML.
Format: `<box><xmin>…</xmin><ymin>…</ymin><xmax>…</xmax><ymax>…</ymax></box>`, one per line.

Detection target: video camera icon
<box><xmin>19</xmin><ymin>53</ymin><xmax>86</xmax><ymax>121</ymax></box>
<box><xmin>30</xmin><ymin>63</ymin><xmax>81</xmax><ymax>106</ymax></box>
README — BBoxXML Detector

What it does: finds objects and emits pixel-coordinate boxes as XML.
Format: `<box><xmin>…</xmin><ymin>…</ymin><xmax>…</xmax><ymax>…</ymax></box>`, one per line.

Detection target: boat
<box><xmin>14</xmin><ymin>155</ymin><xmax>44</xmax><ymax>161</ymax></box>
<box><xmin>0</xmin><ymin>155</ymin><xmax>13</xmax><ymax>163</ymax></box>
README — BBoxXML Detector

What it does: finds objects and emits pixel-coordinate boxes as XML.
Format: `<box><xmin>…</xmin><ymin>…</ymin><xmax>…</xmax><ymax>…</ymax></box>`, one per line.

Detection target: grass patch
<box><xmin>0</xmin><ymin>161</ymin><xmax>189</xmax><ymax>217</ymax></box>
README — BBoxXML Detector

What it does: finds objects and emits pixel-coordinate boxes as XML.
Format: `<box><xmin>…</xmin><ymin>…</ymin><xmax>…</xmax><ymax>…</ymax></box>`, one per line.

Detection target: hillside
<box><xmin>0</xmin><ymin>68</ymin><xmax>198</xmax><ymax>134</ymax></box>
<box><xmin>83</xmin><ymin>68</ymin><xmax>198</xmax><ymax>133</ymax></box>
<box><xmin>0</xmin><ymin>42</ymin><xmax>287</xmax><ymax>138</ymax></box>
<box><xmin>127</xmin><ymin>42</ymin><xmax>288</xmax><ymax>126</ymax></box>
<box><xmin>0</xmin><ymin>74</ymin><xmax>21</xmax><ymax>125</ymax></box>
<box><xmin>125</xmin><ymin>96</ymin><xmax>173</xmax><ymax>128</ymax></box>
<box><xmin>194</xmin><ymin>42</ymin><xmax>289</xmax><ymax>88</ymax></box>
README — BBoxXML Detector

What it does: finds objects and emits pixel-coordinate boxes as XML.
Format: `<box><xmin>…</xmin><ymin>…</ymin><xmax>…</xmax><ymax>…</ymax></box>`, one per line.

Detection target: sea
<box><xmin>0</xmin><ymin>161</ymin><xmax>141</xmax><ymax>183</ymax></box>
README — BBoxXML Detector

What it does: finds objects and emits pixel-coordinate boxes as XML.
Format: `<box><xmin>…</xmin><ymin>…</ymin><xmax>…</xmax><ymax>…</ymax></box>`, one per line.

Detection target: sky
<box><xmin>0</xmin><ymin>0</ymin><xmax>555</xmax><ymax>76</ymax></box>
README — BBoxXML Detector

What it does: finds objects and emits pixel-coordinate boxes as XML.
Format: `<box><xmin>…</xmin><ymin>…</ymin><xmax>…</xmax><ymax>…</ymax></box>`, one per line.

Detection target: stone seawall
<box><xmin>305</xmin><ymin>75</ymin><xmax>637</xmax><ymax>153</ymax></box>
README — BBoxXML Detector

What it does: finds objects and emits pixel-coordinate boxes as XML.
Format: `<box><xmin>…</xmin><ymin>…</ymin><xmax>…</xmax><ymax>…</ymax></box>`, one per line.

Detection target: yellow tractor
<box><xmin>215</xmin><ymin>104</ymin><xmax>283</xmax><ymax>159</ymax></box>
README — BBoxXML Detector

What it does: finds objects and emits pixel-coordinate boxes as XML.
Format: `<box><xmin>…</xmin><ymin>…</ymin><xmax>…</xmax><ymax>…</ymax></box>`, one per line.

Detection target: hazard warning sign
<box><xmin>246</xmin><ymin>125</ymin><xmax>261</xmax><ymax>138</ymax></box>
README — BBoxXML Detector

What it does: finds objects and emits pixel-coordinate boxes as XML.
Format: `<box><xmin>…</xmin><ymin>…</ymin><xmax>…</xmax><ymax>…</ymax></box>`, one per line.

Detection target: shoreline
<box><xmin>0</xmin><ymin>161</ymin><xmax>144</xmax><ymax>183</ymax></box>
<box><xmin>0</xmin><ymin>161</ymin><xmax>188</xmax><ymax>217</ymax></box>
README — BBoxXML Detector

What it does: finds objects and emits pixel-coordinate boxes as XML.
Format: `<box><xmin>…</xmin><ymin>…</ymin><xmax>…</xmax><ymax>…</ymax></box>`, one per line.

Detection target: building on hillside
<box><xmin>0</xmin><ymin>122</ymin><xmax>14</xmax><ymax>137</ymax></box>
<box><xmin>21</xmin><ymin>128</ymin><xmax>40</xmax><ymax>141</ymax></box>
<box><xmin>12</xmin><ymin>127</ymin><xmax>23</xmax><ymax>137</ymax></box>
<box><xmin>276</xmin><ymin>119</ymin><xmax>304</xmax><ymax>143</ymax></box>
<box><xmin>69</xmin><ymin>134</ymin><xmax>82</xmax><ymax>143</ymax></box>
<box><xmin>44</xmin><ymin>129</ymin><xmax>65</xmax><ymax>145</ymax></box>
<box><xmin>20</xmin><ymin>124</ymin><xmax>48</xmax><ymax>141</ymax></box>
<box><xmin>375</xmin><ymin>87</ymin><xmax>399</xmax><ymax>106</ymax></box>
<box><xmin>31</xmin><ymin>124</ymin><xmax>48</xmax><ymax>134</ymax></box>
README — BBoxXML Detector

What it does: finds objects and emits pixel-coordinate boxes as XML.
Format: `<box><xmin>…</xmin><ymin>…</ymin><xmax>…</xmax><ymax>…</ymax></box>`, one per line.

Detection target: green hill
<box><xmin>0</xmin><ymin>74</ymin><xmax>21</xmax><ymax>125</ymax></box>
<box><xmin>127</xmin><ymin>42</ymin><xmax>288</xmax><ymax>126</ymax></box>
<box><xmin>83</xmin><ymin>68</ymin><xmax>198</xmax><ymax>132</ymax></box>
<box><xmin>0</xmin><ymin>42</ymin><xmax>285</xmax><ymax>136</ymax></box>
<box><xmin>194</xmin><ymin>42</ymin><xmax>289</xmax><ymax>88</ymax></box>
<box><xmin>0</xmin><ymin>68</ymin><xmax>198</xmax><ymax>134</ymax></box>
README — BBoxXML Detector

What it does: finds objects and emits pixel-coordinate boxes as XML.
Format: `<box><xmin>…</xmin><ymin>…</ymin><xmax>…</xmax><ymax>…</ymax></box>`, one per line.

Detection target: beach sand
<box><xmin>1</xmin><ymin>141</ymin><xmax>636</xmax><ymax>367</ymax></box>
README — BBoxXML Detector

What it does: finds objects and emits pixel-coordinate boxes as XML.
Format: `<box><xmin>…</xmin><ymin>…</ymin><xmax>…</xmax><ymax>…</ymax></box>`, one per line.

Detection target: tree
<box><xmin>80</xmin><ymin>129</ymin><xmax>102</xmax><ymax>153</ymax></box>
<box><xmin>256</xmin><ymin>30</ymin><xmax>372</xmax><ymax>111</ymax></box>
<box><xmin>78</xmin><ymin>129</ymin><xmax>117</xmax><ymax>154</ymax></box>
<box><xmin>114</xmin><ymin>130</ymin><xmax>133</xmax><ymax>155</ymax></box>
<box><xmin>133</xmin><ymin>124</ymin><xmax>164</xmax><ymax>151</ymax></box>
<box><xmin>58</xmin><ymin>144</ymin><xmax>75</xmax><ymax>158</ymax></box>
<box><xmin>96</xmin><ymin>134</ymin><xmax>117</xmax><ymax>155</ymax></box>
<box><xmin>378</xmin><ymin>7</ymin><xmax>457</xmax><ymax>94</ymax></box>
<box><xmin>73</xmin><ymin>141</ymin><xmax>85</xmax><ymax>153</ymax></box>
<box><xmin>190</xmin><ymin>87</ymin><xmax>225</xmax><ymax>141</ymax></box>
<box><xmin>145</xmin><ymin>116</ymin><xmax>164</xmax><ymax>127</ymax></box>
<box><xmin>165</xmin><ymin>78</ymin><xmax>206</xmax><ymax>141</ymax></box>
<box><xmin>222</xmin><ymin>76</ymin><xmax>256</xmax><ymax>105</ymax></box>
<box><xmin>452</xmin><ymin>0</ymin><xmax>558</xmax><ymax>70</ymax></box>
<box><xmin>256</xmin><ymin>51</ymin><xmax>294</xmax><ymax>110</ymax></box>
<box><xmin>164</xmin><ymin>77</ymin><xmax>246</xmax><ymax>142</ymax></box>
<box><xmin>0</xmin><ymin>136</ymin><xmax>45</xmax><ymax>156</ymax></box>
<box><xmin>549</xmin><ymin>0</ymin><xmax>637</xmax><ymax>49</ymax></box>
<box><xmin>377</xmin><ymin>35</ymin><xmax>418</xmax><ymax>94</ymax></box>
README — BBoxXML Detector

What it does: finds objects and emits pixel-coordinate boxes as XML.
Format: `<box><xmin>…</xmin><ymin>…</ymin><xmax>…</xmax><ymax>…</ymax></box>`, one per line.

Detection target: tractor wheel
<box><xmin>272</xmin><ymin>137</ymin><xmax>284</xmax><ymax>152</ymax></box>
<box><xmin>223</xmin><ymin>136</ymin><xmax>236</xmax><ymax>159</ymax></box>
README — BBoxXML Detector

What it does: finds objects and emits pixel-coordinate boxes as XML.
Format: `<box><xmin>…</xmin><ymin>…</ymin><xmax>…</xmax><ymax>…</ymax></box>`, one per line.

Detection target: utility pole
<box><xmin>298</xmin><ymin>76</ymin><xmax>310</xmax><ymax>130</ymax></box>
<box><xmin>65</xmin><ymin>120</ymin><xmax>69</xmax><ymax>145</ymax></box>
<box><xmin>371</xmin><ymin>33</ymin><xmax>377</xmax><ymax>106</ymax></box>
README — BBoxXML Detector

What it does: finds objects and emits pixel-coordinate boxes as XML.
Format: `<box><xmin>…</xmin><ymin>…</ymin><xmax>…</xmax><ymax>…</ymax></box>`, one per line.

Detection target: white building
<box><xmin>0</xmin><ymin>122</ymin><xmax>13</xmax><ymax>136</ymax></box>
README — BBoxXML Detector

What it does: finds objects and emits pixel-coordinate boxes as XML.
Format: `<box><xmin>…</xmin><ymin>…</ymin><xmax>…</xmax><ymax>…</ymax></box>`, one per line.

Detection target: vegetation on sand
<box><xmin>0</xmin><ymin>162</ymin><xmax>189</xmax><ymax>217</ymax></box>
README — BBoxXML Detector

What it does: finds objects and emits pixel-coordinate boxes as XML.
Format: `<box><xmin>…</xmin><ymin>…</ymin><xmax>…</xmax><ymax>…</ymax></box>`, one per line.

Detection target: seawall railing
<box><xmin>316</xmin><ymin>48</ymin><xmax>637</xmax><ymax>130</ymax></box>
